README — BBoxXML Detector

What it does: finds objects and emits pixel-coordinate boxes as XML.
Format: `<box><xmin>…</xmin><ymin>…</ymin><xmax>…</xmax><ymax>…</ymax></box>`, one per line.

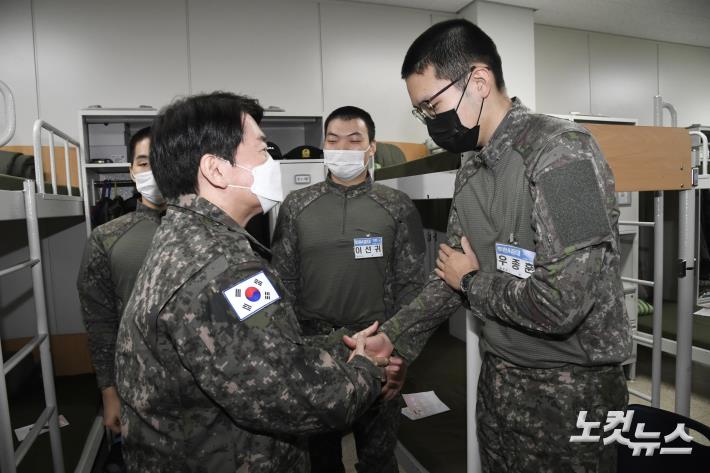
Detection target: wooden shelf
<box><xmin>583</xmin><ymin>124</ymin><xmax>692</xmax><ymax>192</ymax></box>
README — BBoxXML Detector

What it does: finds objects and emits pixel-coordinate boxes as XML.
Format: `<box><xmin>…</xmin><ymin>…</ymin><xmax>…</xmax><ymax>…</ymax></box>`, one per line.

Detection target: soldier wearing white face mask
<box><xmin>222</xmin><ymin>151</ymin><xmax>283</xmax><ymax>214</ymax></box>
<box><xmin>272</xmin><ymin>106</ymin><xmax>426</xmax><ymax>473</ymax></box>
<box><xmin>77</xmin><ymin>126</ymin><xmax>166</xmax><ymax>442</ymax></box>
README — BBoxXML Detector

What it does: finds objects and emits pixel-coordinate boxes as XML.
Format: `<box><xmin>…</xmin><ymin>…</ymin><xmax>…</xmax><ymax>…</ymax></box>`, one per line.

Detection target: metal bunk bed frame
<box><xmin>0</xmin><ymin>119</ymin><xmax>84</xmax><ymax>473</ymax></box>
<box><xmin>627</xmin><ymin>96</ymin><xmax>705</xmax><ymax>418</ymax></box>
<box><xmin>634</xmin><ymin>125</ymin><xmax>710</xmax><ymax>369</ymax></box>
<box><xmin>623</xmin><ymin>96</ymin><xmax>672</xmax><ymax>410</ymax></box>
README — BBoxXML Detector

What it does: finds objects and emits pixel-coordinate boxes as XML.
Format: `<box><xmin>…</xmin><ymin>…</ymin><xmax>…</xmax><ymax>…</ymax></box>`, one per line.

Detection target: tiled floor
<box><xmin>626</xmin><ymin>345</ymin><xmax>710</xmax><ymax>445</ymax></box>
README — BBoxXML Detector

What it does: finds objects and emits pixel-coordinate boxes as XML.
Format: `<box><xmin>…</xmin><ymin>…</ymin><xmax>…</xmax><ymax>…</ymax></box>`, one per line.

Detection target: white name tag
<box><xmin>222</xmin><ymin>271</ymin><xmax>280</xmax><ymax>321</ymax></box>
<box><xmin>353</xmin><ymin>237</ymin><xmax>383</xmax><ymax>259</ymax></box>
<box><xmin>495</xmin><ymin>243</ymin><xmax>535</xmax><ymax>279</ymax></box>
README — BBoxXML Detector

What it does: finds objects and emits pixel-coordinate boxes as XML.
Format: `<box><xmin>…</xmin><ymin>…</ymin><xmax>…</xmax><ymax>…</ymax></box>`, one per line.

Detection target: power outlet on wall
<box><xmin>617</xmin><ymin>192</ymin><xmax>632</xmax><ymax>206</ymax></box>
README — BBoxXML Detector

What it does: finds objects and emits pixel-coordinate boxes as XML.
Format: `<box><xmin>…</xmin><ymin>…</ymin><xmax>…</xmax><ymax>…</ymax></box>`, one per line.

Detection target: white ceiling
<box><xmin>345</xmin><ymin>0</ymin><xmax>710</xmax><ymax>48</ymax></box>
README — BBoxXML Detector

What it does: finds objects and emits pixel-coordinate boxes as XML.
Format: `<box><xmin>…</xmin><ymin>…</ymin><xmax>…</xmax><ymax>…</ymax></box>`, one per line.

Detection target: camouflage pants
<box><xmin>308</xmin><ymin>397</ymin><xmax>401</xmax><ymax>473</ymax></box>
<box><xmin>477</xmin><ymin>354</ymin><xmax>628</xmax><ymax>473</ymax></box>
<box><xmin>301</xmin><ymin>318</ymin><xmax>399</xmax><ymax>473</ymax></box>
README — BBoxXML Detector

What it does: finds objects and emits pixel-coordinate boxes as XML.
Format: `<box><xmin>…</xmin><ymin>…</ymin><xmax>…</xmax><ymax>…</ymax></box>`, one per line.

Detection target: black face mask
<box><xmin>426</xmin><ymin>97</ymin><xmax>485</xmax><ymax>153</ymax></box>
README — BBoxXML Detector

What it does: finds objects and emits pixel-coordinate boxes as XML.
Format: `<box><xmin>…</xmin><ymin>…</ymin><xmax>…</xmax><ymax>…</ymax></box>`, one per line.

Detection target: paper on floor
<box><xmin>694</xmin><ymin>307</ymin><xmax>710</xmax><ymax>317</ymax></box>
<box><xmin>14</xmin><ymin>414</ymin><xmax>69</xmax><ymax>441</ymax></box>
<box><xmin>401</xmin><ymin>391</ymin><xmax>450</xmax><ymax>420</ymax></box>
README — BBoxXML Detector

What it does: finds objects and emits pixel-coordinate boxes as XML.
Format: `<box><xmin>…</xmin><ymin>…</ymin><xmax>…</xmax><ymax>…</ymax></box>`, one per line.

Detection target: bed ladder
<box><xmin>622</xmin><ymin>190</ymin><xmax>664</xmax><ymax>408</ymax></box>
<box><xmin>624</xmin><ymin>96</ymin><xmax>683</xmax><ymax>410</ymax></box>
<box><xmin>0</xmin><ymin>179</ymin><xmax>65</xmax><ymax>473</ymax></box>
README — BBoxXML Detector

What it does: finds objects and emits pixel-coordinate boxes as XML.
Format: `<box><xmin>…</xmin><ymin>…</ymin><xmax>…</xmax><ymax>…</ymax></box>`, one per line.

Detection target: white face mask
<box><xmin>226</xmin><ymin>153</ymin><xmax>283</xmax><ymax>214</ymax></box>
<box><xmin>324</xmin><ymin>146</ymin><xmax>372</xmax><ymax>181</ymax></box>
<box><xmin>132</xmin><ymin>170</ymin><xmax>164</xmax><ymax>205</ymax></box>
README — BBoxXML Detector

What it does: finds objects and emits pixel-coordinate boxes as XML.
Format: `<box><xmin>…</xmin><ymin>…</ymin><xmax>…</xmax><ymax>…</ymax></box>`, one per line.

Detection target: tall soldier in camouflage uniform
<box><xmin>115</xmin><ymin>92</ymin><xmax>384</xmax><ymax>473</ymax></box>
<box><xmin>77</xmin><ymin>126</ymin><xmax>165</xmax><ymax>434</ymax></box>
<box><xmin>272</xmin><ymin>106</ymin><xmax>426</xmax><ymax>473</ymax></box>
<box><xmin>346</xmin><ymin>20</ymin><xmax>631</xmax><ymax>472</ymax></box>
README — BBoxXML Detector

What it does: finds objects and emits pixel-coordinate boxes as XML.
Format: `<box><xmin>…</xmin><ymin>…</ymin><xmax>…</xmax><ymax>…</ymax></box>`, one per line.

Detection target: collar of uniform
<box><xmin>474</xmin><ymin>97</ymin><xmax>529</xmax><ymax>168</ymax></box>
<box><xmin>135</xmin><ymin>200</ymin><xmax>164</xmax><ymax>223</ymax></box>
<box><xmin>167</xmin><ymin>194</ymin><xmax>242</xmax><ymax>232</ymax></box>
<box><xmin>325</xmin><ymin>174</ymin><xmax>373</xmax><ymax>197</ymax></box>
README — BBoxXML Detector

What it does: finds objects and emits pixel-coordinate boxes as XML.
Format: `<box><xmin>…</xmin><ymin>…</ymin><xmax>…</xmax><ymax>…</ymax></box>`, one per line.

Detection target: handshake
<box><xmin>344</xmin><ymin>321</ymin><xmax>404</xmax><ymax>401</ymax></box>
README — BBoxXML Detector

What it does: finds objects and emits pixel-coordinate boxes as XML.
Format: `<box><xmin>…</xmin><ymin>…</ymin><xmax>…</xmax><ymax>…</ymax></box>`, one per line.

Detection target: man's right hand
<box><xmin>343</xmin><ymin>329</ymin><xmax>394</xmax><ymax>364</ymax></box>
<box><xmin>381</xmin><ymin>356</ymin><xmax>407</xmax><ymax>401</ymax></box>
<box><xmin>101</xmin><ymin>386</ymin><xmax>122</xmax><ymax>434</ymax></box>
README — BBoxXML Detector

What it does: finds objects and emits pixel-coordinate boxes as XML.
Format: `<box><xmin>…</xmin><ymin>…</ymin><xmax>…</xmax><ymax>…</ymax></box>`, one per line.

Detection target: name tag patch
<box><xmin>222</xmin><ymin>271</ymin><xmax>280</xmax><ymax>321</ymax></box>
<box><xmin>495</xmin><ymin>243</ymin><xmax>535</xmax><ymax>279</ymax></box>
<box><xmin>353</xmin><ymin>237</ymin><xmax>383</xmax><ymax>259</ymax></box>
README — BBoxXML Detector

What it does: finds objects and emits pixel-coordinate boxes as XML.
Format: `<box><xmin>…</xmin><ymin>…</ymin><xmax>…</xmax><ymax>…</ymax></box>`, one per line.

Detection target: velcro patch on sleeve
<box><xmin>538</xmin><ymin>159</ymin><xmax>610</xmax><ymax>248</ymax></box>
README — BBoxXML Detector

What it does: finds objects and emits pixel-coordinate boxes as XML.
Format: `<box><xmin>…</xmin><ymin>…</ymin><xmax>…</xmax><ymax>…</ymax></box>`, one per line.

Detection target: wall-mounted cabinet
<box><xmin>188</xmin><ymin>0</ymin><xmax>323</xmax><ymax>116</ymax></box>
<box><xmin>78</xmin><ymin>108</ymin><xmax>156</xmax><ymax>235</ymax></box>
<box><xmin>320</xmin><ymin>2</ymin><xmax>431</xmax><ymax>143</ymax></box>
<box><xmin>659</xmin><ymin>44</ymin><xmax>710</xmax><ymax>128</ymax></box>
<box><xmin>263</xmin><ymin>115</ymin><xmax>323</xmax><ymax>156</ymax></box>
<box><xmin>589</xmin><ymin>34</ymin><xmax>658</xmax><ymax>126</ymax></box>
<box><xmin>78</xmin><ymin>108</ymin><xmax>323</xmax><ymax>235</ymax></box>
<box><xmin>535</xmin><ymin>26</ymin><xmax>661</xmax><ymax>125</ymax></box>
<box><xmin>535</xmin><ymin>25</ymin><xmax>591</xmax><ymax>116</ymax></box>
<box><xmin>0</xmin><ymin>0</ymin><xmax>37</xmax><ymax>146</ymax></box>
<box><xmin>32</xmin><ymin>0</ymin><xmax>190</xmax><ymax>140</ymax></box>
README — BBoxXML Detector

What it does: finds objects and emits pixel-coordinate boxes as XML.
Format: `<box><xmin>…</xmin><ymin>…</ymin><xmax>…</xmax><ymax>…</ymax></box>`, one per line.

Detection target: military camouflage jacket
<box><xmin>271</xmin><ymin>176</ymin><xmax>426</xmax><ymax>329</ymax></box>
<box><xmin>115</xmin><ymin>195</ymin><xmax>381</xmax><ymax>473</ymax></box>
<box><xmin>77</xmin><ymin>202</ymin><xmax>162</xmax><ymax>390</ymax></box>
<box><xmin>382</xmin><ymin>99</ymin><xmax>632</xmax><ymax>367</ymax></box>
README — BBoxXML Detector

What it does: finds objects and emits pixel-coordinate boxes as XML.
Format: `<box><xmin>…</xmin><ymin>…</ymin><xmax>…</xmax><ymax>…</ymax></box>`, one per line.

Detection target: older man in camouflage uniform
<box><xmin>272</xmin><ymin>106</ymin><xmax>425</xmax><ymax>473</ymax></box>
<box><xmin>349</xmin><ymin>20</ymin><xmax>631</xmax><ymax>473</ymax></box>
<box><xmin>115</xmin><ymin>92</ymin><xmax>383</xmax><ymax>473</ymax></box>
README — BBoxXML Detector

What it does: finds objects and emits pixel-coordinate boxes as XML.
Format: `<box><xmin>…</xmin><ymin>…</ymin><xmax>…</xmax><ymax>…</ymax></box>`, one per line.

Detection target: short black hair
<box><xmin>325</xmin><ymin>106</ymin><xmax>375</xmax><ymax>142</ymax></box>
<box><xmin>401</xmin><ymin>19</ymin><xmax>505</xmax><ymax>91</ymax></box>
<box><xmin>128</xmin><ymin>126</ymin><xmax>151</xmax><ymax>165</ymax></box>
<box><xmin>150</xmin><ymin>92</ymin><xmax>264</xmax><ymax>199</ymax></box>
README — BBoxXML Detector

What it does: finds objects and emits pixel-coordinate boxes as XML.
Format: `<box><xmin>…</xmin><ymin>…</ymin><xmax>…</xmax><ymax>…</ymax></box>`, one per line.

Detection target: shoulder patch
<box><xmin>222</xmin><ymin>271</ymin><xmax>281</xmax><ymax>321</ymax></box>
<box><xmin>538</xmin><ymin>159</ymin><xmax>610</xmax><ymax>248</ymax></box>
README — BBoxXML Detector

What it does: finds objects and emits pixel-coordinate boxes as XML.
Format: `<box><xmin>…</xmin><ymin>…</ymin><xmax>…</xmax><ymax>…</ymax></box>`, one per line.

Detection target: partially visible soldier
<box><xmin>77</xmin><ymin>126</ymin><xmax>165</xmax><ymax>435</ymax></box>
<box><xmin>115</xmin><ymin>92</ymin><xmax>384</xmax><ymax>473</ymax></box>
<box><xmin>348</xmin><ymin>19</ymin><xmax>631</xmax><ymax>472</ymax></box>
<box><xmin>272</xmin><ymin>106</ymin><xmax>426</xmax><ymax>473</ymax></box>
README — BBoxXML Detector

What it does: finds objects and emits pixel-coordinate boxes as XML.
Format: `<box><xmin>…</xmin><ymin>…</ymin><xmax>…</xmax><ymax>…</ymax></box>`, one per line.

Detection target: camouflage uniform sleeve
<box><xmin>302</xmin><ymin>329</ymin><xmax>352</xmax><ymax>361</ymax></box>
<box><xmin>391</xmin><ymin>196</ymin><xmax>427</xmax><ymax>312</ymax></box>
<box><xmin>76</xmin><ymin>233</ymin><xmax>119</xmax><ymax>390</ymax></box>
<box><xmin>162</xmin><ymin>262</ymin><xmax>383</xmax><ymax>435</ymax></box>
<box><xmin>270</xmin><ymin>194</ymin><xmax>300</xmax><ymax>300</ymax></box>
<box><xmin>466</xmin><ymin>132</ymin><xmax>616</xmax><ymax>335</ymax></box>
<box><xmin>379</xmin><ymin>203</ymin><xmax>465</xmax><ymax>362</ymax></box>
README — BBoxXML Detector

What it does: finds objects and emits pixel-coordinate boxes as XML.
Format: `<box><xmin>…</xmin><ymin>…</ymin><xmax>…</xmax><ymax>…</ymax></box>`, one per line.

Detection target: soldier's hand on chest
<box><xmin>435</xmin><ymin>236</ymin><xmax>479</xmax><ymax>291</ymax></box>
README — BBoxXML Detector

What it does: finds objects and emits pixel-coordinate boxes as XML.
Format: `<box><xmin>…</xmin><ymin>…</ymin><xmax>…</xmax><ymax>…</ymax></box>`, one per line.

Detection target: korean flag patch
<box><xmin>222</xmin><ymin>271</ymin><xmax>281</xmax><ymax>321</ymax></box>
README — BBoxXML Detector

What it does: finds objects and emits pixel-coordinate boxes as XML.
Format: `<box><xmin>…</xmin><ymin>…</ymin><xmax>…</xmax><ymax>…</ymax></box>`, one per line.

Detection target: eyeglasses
<box><xmin>411</xmin><ymin>66</ymin><xmax>488</xmax><ymax>123</ymax></box>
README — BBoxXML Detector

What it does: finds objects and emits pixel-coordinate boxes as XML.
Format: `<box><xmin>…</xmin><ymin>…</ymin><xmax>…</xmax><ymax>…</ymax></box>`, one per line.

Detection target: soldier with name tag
<box><xmin>115</xmin><ymin>92</ymin><xmax>384</xmax><ymax>473</ymax></box>
<box><xmin>272</xmin><ymin>106</ymin><xmax>426</xmax><ymax>473</ymax></box>
<box><xmin>347</xmin><ymin>20</ymin><xmax>632</xmax><ymax>473</ymax></box>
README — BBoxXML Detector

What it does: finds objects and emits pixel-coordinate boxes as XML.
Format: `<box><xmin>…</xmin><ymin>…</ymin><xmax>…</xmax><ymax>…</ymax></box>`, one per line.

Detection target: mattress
<box><xmin>637</xmin><ymin>302</ymin><xmax>710</xmax><ymax>351</ymax></box>
<box><xmin>0</xmin><ymin>173</ymin><xmax>80</xmax><ymax>196</ymax></box>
